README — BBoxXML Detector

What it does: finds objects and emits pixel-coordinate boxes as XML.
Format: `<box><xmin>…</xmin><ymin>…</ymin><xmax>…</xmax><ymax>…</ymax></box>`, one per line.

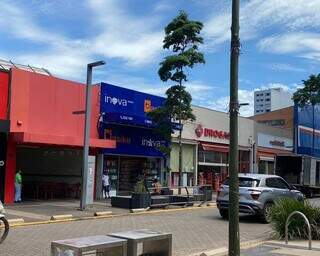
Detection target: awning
<box><xmin>12</xmin><ymin>132</ymin><xmax>116</xmax><ymax>149</ymax></box>
<box><xmin>259</xmin><ymin>156</ymin><xmax>275</xmax><ymax>162</ymax></box>
<box><xmin>200</xmin><ymin>143</ymin><xmax>250</xmax><ymax>153</ymax></box>
<box><xmin>201</xmin><ymin>143</ymin><xmax>229</xmax><ymax>153</ymax></box>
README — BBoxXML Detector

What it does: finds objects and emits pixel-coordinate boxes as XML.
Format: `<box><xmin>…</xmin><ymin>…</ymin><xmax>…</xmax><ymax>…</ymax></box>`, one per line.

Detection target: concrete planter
<box><xmin>131</xmin><ymin>193</ymin><xmax>150</xmax><ymax>209</ymax></box>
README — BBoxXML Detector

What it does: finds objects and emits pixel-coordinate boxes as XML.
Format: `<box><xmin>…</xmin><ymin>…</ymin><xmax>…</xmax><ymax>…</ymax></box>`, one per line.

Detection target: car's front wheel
<box><xmin>261</xmin><ymin>202</ymin><xmax>273</xmax><ymax>223</ymax></box>
<box><xmin>219</xmin><ymin>209</ymin><xmax>228</xmax><ymax>219</ymax></box>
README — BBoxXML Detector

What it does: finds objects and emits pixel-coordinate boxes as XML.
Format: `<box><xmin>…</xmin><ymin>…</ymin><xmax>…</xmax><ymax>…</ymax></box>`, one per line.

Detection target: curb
<box><xmin>9</xmin><ymin>204</ymin><xmax>217</xmax><ymax>228</ymax></box>
<box><xmin>50</xmin><ymin>214</ymin><xmax>74</xmax><ymax>221</ymax></box>
<box><xmin>94</xmin><ymin>211</ymin><xmax>113</xmax><ymax>217</ymax></box>
<box><xmin>130</xmin><ymin>207</ymin><xmax>150</xmax><ymax>213</ymax></box>
<box><xmin>8</xmin><ymin>218</ymin><xmax>25</xmax><ymax>225</ymax></box>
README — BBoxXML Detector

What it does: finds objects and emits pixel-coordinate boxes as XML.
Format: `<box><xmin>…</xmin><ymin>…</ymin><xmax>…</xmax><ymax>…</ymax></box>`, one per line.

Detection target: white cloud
<box><xmin>258</xmin><ymin>33</ymin><xmax>320</xmax><ymax>61</ymax></box>
<box><xmin>204</xmin><ymin>0</ymin><xmax>320</xmax><ymax>49</ymax></box>
<box><xmin>0</xmin><ymin>2</ymin><xmax>65</xmax><ymax>44</ymax></box>
<box><xmin>103</xmin><ymin>74</ymin><xmax>215</xmax><ymax>104</ymax></box>
<box><xmin>0</xmin><ymin>0</ymin><xmax>165</xmax><ymax>78</ymax></box>
<box><xmin>206</xmin><ymin>89</ymin><xmax>254</xmax><ymax>117</ymax></box>
<box><xmin>268</xmin><ymin>63</ymin><xmax>305</xmax><ymax>72</ymax></box>
<box><xmin>205</xmin><ymin>82</ymin><xmax>299</xmax><ymax>117</ymax></box>
<box><xmin>87</xmin><ymin>0</ymin><xmax>164</xmax><ymax>66</ymax></box>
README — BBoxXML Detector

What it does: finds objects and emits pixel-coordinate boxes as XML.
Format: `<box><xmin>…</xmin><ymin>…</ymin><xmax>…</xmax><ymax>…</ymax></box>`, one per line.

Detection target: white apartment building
<box><xmin>254</xmin><ymin>87</ymin><xmax>293</xmax><ymax>115</ymax></box>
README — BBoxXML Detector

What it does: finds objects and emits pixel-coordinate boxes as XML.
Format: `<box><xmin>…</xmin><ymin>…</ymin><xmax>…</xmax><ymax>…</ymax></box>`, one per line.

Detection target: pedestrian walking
<box><xmin>102</xmin><ymin>172</ymin><xmax>110</xmax><ymax>199</ymax></box>
<box><xmin>14</xmin><ymin>170</ymin><xmax>22</xmax><ymax>203</ymax></box>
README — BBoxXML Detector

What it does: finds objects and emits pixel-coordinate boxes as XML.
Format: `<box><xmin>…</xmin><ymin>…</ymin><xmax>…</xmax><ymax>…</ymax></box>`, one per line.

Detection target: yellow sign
<box><xmin>144</xmin><ymin>99</ymin><xmax>152</xmax><ymax>113</ymax></box>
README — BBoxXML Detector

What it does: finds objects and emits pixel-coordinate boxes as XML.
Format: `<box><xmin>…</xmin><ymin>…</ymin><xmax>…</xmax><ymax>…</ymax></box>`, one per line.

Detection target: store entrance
<box><xmin>17</xmin><ymin>146</ymin><xmax>83</xmax><ymax>200</ymax></box>
<box><xmin>0</xmin><ymin>133</ymin><xmax>7</xmax><ymax>201</ymax></box>
<box><xmin>198</xmin><ymin>165</ymin><xmax>228</xmax><ymax>188</ymax></box>
<box><xmin>104</xmin><ymin>155</ymin><xmax>161</xmax><ymax>195</ymax></box>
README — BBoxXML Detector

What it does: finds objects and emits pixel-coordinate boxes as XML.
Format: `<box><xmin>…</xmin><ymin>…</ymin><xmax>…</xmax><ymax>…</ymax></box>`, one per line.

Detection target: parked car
<box><xmin>216</xmin><ymin>174</ymin><xmax>304</xmax><ymax>222</ymax></box>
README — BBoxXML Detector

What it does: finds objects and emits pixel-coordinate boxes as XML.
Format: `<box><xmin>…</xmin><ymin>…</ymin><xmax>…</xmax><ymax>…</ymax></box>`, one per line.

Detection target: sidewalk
<box><xmin>193</xmin><ymin>240</ymin><xmax>320</xmax><ymax>256</ymax></box>
<box><xmin>241</xmin><ymin>240</ymin><xmax>320</xmax><ymax>256</ymax></box>
<box><xmin>4</xmin><ymin>194</ymin><xmax>217</xmax><ymax>223</ymax></box>
<box><xmin>4</xmin><ymin>200</ymin><xmax>129</xmax><ymax>222</ymax></box>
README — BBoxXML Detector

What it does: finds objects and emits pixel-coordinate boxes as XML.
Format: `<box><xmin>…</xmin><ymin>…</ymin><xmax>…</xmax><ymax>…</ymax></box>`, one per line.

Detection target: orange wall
<box><xmin>9</xmin><ymin>68</ymin><xmax>101</xmax><ymax>141</ymax></box>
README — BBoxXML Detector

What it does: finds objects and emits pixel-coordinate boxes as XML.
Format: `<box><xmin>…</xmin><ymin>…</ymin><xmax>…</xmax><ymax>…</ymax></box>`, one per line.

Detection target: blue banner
<box><xmin>100</xmin><ymin>83</ymin><xmax>165</xmax><ymax>127</ymax></box>
<box><xmin>295</xmin><ymin>104</ymin><xmax>320</xmax><ymax>157</ymax></box>
<box><xmin>100</xmin><ymin>124</ymin><xmax>167</xmax><ymax>157</ymax></box>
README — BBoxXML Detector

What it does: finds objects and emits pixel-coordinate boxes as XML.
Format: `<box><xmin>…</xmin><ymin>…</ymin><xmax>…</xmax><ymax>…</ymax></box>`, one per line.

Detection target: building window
<box><xmin>198</xmin><ymin>150</ymin><xmax>228</xmax><ymax>164</ymax></box>
<box><xmin>265</xmin><ymin>98</ymin><xmax>270</xmax><ymax>102</ymax></box>
<box><xmin>266</xmin><ymin>109</ymin><xmax>270</xmax><ymax>112</ymax></box>
<box><xmin>258</xmin><ymin>119</ymin><xmax>285</xmax><ymax>126</ymax></box>
<box><xmin>265</xmin><ymin>93</ymin><xmax>270</xmax><ymax>96</ymax></box>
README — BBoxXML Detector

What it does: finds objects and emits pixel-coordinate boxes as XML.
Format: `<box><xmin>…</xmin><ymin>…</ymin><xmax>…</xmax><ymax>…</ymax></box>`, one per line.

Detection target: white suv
<box><xmin>216</xmin><ymin>174</ymin><xmax>304</xmax><ymax>222</ymax></box>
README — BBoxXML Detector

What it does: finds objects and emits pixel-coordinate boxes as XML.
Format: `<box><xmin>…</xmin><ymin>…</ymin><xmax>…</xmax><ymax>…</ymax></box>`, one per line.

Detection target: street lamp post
<box><xmin>80</xmin><ymin>61</ymin><xmax>105</xmax><ymax>211</ymax></box>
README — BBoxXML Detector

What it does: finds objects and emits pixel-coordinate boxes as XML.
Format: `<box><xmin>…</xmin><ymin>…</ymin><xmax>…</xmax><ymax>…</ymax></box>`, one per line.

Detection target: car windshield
<box><xmin>223</xmin><ymin>177</ymin><xmax>260</xmax><ymax>187</ymax></box>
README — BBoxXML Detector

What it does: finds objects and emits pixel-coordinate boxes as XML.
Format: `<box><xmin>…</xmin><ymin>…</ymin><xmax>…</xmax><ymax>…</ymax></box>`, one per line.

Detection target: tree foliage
<box><xmin>293</xmin><ymin>74</ymin><xmax>320</xmax><ymax>106</ymax></box>
<box><xmin>150</xmin><ymin>11</ymin><xmax>205</xmax><ymax>146</ymax></box>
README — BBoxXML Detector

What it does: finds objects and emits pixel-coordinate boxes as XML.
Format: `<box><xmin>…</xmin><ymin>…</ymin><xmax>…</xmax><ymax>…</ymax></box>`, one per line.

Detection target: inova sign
<box><xmin>104</xmin><ymin>96</ymin><xmax>134</xmax><ymax>107</ymax></box>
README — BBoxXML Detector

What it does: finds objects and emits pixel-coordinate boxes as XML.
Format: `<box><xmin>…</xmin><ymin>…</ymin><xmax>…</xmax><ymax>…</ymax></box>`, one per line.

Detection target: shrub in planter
<box><xmin>131</xmin><ymin>178</ymin><xmax>150</xmax><ymax>209</ymax></box>
<box><xmin>269</xmin><ymin>198</ymin><xmax>320</xmax><ymax>240</ymax></box>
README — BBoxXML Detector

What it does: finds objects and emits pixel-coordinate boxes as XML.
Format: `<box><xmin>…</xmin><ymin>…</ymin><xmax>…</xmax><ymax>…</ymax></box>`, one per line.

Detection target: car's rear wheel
<box><xmin>261</xmin><ymin>202</ymin><xmax>273</xmax><ymax>223</ymax></box>
<box><xmin>219</xmin><ymin>209</ymin><xmax>228</xmax><ymax>219</ymax></box>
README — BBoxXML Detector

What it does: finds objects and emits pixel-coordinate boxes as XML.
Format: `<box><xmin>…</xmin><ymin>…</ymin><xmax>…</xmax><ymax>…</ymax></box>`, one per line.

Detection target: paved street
<box><xmin>0</xmin><ymin>207</ymin><xmax>270</xmax><ymax>256</ymax></box>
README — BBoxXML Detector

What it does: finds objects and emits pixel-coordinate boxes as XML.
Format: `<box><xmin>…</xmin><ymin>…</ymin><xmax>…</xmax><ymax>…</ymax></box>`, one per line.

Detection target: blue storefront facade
<box><xmin>99</xmin><ymin>83</ymin><xmax>168</xmax><ymax>195</ymax></box>
<box><xmin>295</xmin><ymin>104</ymin><xmax>320</xmax><ymax>158</ymax></box>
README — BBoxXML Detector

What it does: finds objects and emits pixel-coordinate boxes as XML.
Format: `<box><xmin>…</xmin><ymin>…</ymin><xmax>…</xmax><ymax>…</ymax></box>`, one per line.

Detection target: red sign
<box><xmin>195</xmin><ymin>124</ymin><xmax>229</xmax><ymax>140</ymax></box>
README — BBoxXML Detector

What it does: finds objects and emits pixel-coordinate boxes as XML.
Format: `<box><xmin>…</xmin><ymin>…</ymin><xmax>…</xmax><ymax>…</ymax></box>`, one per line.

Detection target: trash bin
<box><xmin>110</xmin><ymin>229</ymin><xmax>172</xmax><ymax>256</ymax></box>
<box><xmin>51</xmin><ymin>235</ymin><xmax>127</xmax><ymax>256</ymax></box>
<box><xmin>203</xmin><ymin>185</ymin><xmax>213</xmax><ymax>201</ymax></box>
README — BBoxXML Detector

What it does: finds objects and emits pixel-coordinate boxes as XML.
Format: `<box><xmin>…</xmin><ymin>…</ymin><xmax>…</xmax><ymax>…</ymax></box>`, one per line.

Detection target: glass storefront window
<box><xmin>199</xmin><ymin>150</ymin><xmax>225</xmax><ymax>164</ymax></box>
<box><xmin>198</xmin><ymin>151</ymin><xmax>205</xmax><ymax>162</ymax></box>
<box><xmin>221</xmin><ymin>153</ymin><xmax>228</xmax><ymax>163</ymax></box>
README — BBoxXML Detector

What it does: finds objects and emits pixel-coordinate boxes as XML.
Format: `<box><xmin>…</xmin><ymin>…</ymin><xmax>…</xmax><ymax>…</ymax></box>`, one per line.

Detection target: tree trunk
<box><xmin>178</xmin><ymin>121</ymin><xmax>182</xmax><ymax>194</ymax></box>
<box><xmin>229</xmin><ymin>0</ymin><xmax>240</xmax><ymax>256</ymax></box>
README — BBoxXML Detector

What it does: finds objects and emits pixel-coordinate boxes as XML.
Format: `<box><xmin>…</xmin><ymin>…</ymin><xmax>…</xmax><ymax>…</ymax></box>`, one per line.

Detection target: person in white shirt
<box><xmin>102</xmin><ymin>171</ymin><xmax>110</xmax><ymax>199</ymax></box>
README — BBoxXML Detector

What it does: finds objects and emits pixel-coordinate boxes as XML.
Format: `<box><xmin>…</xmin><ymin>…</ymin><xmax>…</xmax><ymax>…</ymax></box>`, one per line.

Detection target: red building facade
<box><xmin>0</xmin><ymin>68</ymin><xmax>115</xmax><ymax>203</ymax></box>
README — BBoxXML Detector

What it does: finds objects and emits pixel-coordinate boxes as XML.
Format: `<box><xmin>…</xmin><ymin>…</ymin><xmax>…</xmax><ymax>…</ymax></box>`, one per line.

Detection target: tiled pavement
<box><xmin>4</xmin><ymin>200</ymin><xmax>129</xmax><ymax>222</ymax></box>
<box><xmin>0</xmin><ymin>207</ymin><xmax>270</xmax><ymax>256</ymax></box>
<box><xmin>4</xmin><ymin>193</ymin><xmax>218</xmax><ymax>222</ymax></box>
<box><xmin>241</xmin><ymin>241</ymin><xmax>320</xmax><ymax>256</ymax></box>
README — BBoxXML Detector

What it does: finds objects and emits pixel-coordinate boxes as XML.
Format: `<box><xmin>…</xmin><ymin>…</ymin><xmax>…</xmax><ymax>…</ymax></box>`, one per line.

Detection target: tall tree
<box><xmin>293</xmin><ymin>74</ymin><xmax>320</xmax><ymax>155</ymax></box>
<box><xmin>293</xmin><ymin>74</ymin><xmax>320</xmax><ymax>106</ymax></box>
<box><xmin>150</xmin><ymin>11</ymin><xmax>205</xmax><ymax>191</ymax></box>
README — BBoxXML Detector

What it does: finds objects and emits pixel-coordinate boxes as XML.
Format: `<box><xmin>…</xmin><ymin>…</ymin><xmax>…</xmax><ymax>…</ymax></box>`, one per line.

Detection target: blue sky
<box><xmin>1</xmin><ymin>0</ymin><xmax>320</xmax><ymax>116</ymax></box>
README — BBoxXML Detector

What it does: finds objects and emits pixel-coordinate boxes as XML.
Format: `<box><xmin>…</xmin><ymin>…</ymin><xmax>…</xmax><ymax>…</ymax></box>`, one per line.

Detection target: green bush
<box><xmin>269</xmin><ymin>198</ymin><xmax>320</xmax><ymax>240</ymax></box>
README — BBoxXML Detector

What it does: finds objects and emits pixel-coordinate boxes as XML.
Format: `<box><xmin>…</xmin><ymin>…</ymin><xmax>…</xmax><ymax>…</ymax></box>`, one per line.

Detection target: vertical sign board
<box><xmin>295</xmin><ymin>104</ymin><xmax>320</xmax><ymax>157</ymax></box>
<box><xmin>86</xmin><ymin>155</ymin><xmax>96</xmax><ymax>205</ymax></box>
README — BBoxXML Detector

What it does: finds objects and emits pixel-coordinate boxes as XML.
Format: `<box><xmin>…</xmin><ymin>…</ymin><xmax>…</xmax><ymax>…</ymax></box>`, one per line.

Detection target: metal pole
<box><xmin>178</xmin><ymin>124</ymin><xmax>182</xmax><ymax>194</ymax></box>
<box><xmin>80</xmin><ymin>60</ymin><xmax>105</xmax><ymax>210</ymax></box>
<box><xmin>80</xmin><ymin>65</ymin><xmax>93</xmax><ymax>210</ymax></box>
<box><xmin>312</xmin><ymin>103</ymin><xmax>315</xmax><ymax>156</ymax></box>
<box><xmin>229</xmin><ymin>0</ymin><xmax>240</xmax><ymax>255</ymax></box>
